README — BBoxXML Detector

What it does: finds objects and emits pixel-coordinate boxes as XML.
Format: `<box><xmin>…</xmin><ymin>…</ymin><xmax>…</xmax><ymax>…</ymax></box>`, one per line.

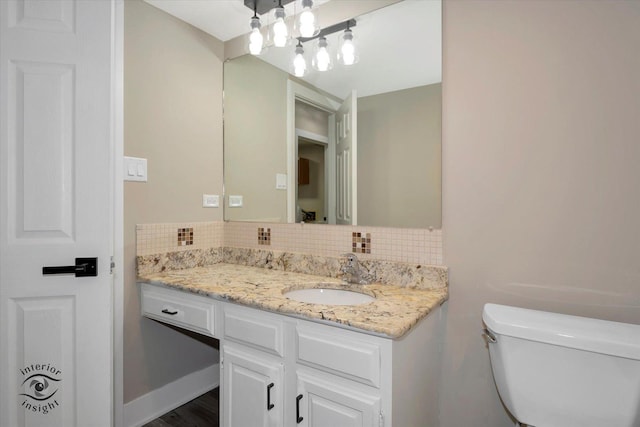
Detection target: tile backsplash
<box><xmin>137</xmin><ymin>221</ymin><xmax>442</xmax><ymax>265</ymax></box>
<box><xmin>136</xmin><ymin>222</ymin><xmax>224</xmax><ymax>256</ymax></box>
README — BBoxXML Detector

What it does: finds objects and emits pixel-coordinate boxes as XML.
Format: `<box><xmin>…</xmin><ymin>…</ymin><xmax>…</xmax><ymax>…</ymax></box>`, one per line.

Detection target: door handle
<box><xmin>296</xmin><ymin>394</ymin><xmax>303</xmax><ymax>424</ymax></box>
<box><xmin>267</xmin><ymin>382</ymin><xmax>275</xmax><ymax>410</ymax></box>
<box><xmin>42</xmin><ymin>257</ymin><xmax>98</xmax><ymax>277</ymax></box>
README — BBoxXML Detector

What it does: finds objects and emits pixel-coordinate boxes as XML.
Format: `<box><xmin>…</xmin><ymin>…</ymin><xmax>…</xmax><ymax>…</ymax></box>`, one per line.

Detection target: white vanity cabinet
<box><xmin>140</xmin><ymin>284</ymin><xmax>443</xmax><ymax>427</ymax></box>
<box><xmin>221</xmin><ymin>305</ymin><xmax>286</xmax><ymax>427</ymax></box>
<box><xmin>140</xmin><ymin>283</ymin><xmax>217</xmax><ymax>337</ymax></box>
<box><xmin>294</xmin><ymin>322</ymin><xmax>386</xmax><ymax>427</ymax></box>
<box><xmin>295</xmin><ymin>368</ymin><xmax>381</xmax><ymax>427</ymax></box>
<box><xmin>222</xmin><ymin>343</ymin><xmax>284</xmax><ymax>427</ymax></box>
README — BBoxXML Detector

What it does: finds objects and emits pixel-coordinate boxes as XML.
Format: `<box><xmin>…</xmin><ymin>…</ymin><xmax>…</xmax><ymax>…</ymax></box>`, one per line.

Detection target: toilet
<box><xmin>482</xmin><ymin>303</ymin><xmax>640</xmax><ymax>427</ymax></box>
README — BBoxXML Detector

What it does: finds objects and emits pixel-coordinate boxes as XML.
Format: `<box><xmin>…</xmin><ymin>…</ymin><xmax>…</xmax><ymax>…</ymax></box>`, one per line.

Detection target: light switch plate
<box><xmin>229</xmin><ymin>195</ymin><xmax>243</xmax><ymax>207</ymax></box>
<box><xmin>202</xmin><ymin>194</ymin><xmax>219</xmax><ymax>208</ymax></box>
<box><xmin>124</xmin><ymin>156</ymin><xmax>147</xmax><ymax>182</ymax></box>
<box><xmin>276</xmin><ymin>173</ymin><xmax>287</xmax><ymax>190</ymax></box>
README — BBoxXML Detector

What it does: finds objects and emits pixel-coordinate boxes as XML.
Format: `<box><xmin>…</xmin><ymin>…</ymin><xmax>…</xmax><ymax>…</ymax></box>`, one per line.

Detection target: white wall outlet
<box><xmin>202</xmin><ymin>194</ymin><xmax>219</xmax><ymax>208</ymax></box>
<box><xmin>124</xmin><ymin>156</ymin><xmax>147</xmax><ymax>182</ymax></box>
<box><xmin>229</xmin><ymin>195</ymin><xmax>243</xmax><ymax>207</ymax></box>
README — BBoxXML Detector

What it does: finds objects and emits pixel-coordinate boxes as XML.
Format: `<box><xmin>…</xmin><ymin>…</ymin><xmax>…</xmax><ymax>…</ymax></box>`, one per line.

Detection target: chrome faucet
<box><xmin>340</xmin><ymin>253</ymin><xmax>372</xmax><ymax>285</ymax></box>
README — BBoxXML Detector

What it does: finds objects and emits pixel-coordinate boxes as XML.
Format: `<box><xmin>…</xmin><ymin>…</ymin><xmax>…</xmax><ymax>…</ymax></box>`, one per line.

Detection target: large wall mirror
<box><xmin>224</xmin><ymin>0</ymin><xmax>441</xmax><ymax>228</ymax></box>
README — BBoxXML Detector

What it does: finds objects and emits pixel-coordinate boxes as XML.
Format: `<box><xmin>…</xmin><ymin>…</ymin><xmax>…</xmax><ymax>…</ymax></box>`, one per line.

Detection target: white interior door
<box><xmin>336</xmin><ymin>91</ymin><xmax>357</xmax><ymax>225</ymax></box>
<box><xmin>0</xmin><ymin>1</ymin><xmax>115</xmax><ymax>426</ymax></box>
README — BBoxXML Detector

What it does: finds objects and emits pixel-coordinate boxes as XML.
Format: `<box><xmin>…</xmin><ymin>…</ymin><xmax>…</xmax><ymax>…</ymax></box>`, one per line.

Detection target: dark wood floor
<box><xmin>142</xmin><ymin>388</ymin><xmax>219</xmax><ymax>427</ymax></box>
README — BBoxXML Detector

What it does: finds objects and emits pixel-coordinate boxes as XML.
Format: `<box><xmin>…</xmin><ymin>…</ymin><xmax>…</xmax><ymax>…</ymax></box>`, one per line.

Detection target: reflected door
<box><xmin>336</xmin><ymin>91</ymin><xmax>357</xmax><ymax>225</ymax></box>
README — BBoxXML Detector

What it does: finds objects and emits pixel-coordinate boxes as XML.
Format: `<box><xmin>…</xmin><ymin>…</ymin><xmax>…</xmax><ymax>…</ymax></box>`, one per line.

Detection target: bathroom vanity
<box><xmin>139</xmin><ymin>263</ymin><xmax>446</xmax><ymax>427</ymax></box>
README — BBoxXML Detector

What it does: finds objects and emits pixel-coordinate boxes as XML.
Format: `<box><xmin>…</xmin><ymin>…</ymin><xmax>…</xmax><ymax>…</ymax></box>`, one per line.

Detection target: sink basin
<box><xmin>284</xmin><ymin>288</ymin><xmax>375</xmax><ymax>305</ymax></box>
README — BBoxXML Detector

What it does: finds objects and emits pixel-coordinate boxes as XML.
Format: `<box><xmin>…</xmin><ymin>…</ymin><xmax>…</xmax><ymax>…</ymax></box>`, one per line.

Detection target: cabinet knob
<box><xmin>296</xmin><ymin>394</ymin><xmax>304</xmax><ymax>423</ymax></box>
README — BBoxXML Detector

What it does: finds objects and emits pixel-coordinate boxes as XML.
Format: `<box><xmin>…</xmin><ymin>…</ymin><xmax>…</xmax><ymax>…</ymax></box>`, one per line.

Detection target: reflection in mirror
<box><xmin>224</xmin><ymin>0</ymin><xmax>441</xmax><ymax>228</ymax></box>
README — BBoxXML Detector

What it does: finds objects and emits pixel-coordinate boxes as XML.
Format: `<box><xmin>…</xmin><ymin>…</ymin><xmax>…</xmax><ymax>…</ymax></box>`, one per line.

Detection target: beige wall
<box><xmin>441</xmin><ymin>1</ymin><xmax>640</xmax><ymax>425</ymax></box>
<box><xmin>296</xmin><ymin>101</ymin><xmax>329</xmax><ymax>137</ymax></box>
<box><xmin>124</xmin><ymin>0</ymin><xmax>223</xmax><ymax>403</ymax></box>
<box><xmin>358</xmin><ymin>84</ymin><xmax>442</xmax><ymax>228</ymax></box>
<box><xmin>224</xmin><ymin>55</ymin><xmax>288</xmax><ymax>222</ymax></box>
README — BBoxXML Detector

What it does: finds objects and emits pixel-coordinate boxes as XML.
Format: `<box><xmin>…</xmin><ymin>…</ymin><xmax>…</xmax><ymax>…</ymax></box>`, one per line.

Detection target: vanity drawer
<box><xmin>223</xmin><ymin>305</ymin><xmax>284</xmax><ymax>357</ymax></box>
<box><xmin>141</xmin><ymin>284</ymin><xmax>217</xmax><ymax>337</ymax></box>
<box><xmin>296</xmin><ymin>324</ymin><xmax>381</xmax><ymax>388</ymax></box>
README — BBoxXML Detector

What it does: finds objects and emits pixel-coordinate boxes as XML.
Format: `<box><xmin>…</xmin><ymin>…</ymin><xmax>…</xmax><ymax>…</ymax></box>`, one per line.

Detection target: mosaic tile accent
<box><xmin>136</xmin><ymin>221</ymin><xmax>443</xmax><ymax>266</ymax></box>
<box><xmin>352</xmin><ymin>232</ymin><xmax>371</xmax><ymax>254</ymax></box>
<box><xmin>135</xmin><ymin>222</ymin><xmax>446</xmax><ymax>288</ymax></box>
<box><xmin>136</xmin><ymin>222</ymin><xmax>224</xmax><ymax>256</ymax></box>
<box><xmin>224</xmin><ymin>222</ymin><xmax>443</xmax><ymax>265</ymax></box>
<box><xmin>177</xmin><ymin>227</ymin><xmax>194</xmax><ymax>246</ymax></box>
<box><xmin>258</xmin><ymin>227</ymin><xmax>271</xmax><ymax>246</ymax></box>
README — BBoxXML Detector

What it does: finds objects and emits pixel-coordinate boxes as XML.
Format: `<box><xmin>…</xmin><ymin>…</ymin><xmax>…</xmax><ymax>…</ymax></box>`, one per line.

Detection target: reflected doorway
<box><xmin>297</xmin><ymin>133</ymin><xmax>328</xmax><ymax>223</ymax></box>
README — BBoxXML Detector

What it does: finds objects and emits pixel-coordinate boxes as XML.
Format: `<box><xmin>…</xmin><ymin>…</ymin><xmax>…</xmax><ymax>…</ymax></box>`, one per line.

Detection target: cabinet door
<box><xmin>296</xmin><ymin>369</ymin><xmax>381</xmax><ymax>427</ymax></box>
<box><xmin>222</xmin><ymin>343</ymin><xmax>284</xmax><ymax>427</ymax></box>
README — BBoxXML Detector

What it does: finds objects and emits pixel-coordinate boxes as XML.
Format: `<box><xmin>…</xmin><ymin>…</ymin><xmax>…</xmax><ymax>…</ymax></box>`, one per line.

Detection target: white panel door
<box><xmin>222</xmin><ymin>343</ymin><xmax>284</xmax><ymax>427</ymax></box>
<box><xmin>0</xmin><ymin>1</ymin><xmax>115</xmax><ymax>426</ymax></box>
<box><xmin>296</xmin><ymin>369</ymin><xmax>380</xmax><ymax>427</ymax></box>
<box><xmin>336</xmin><ymin>91</ymin><xmax>357</xmax><ymax>225</ymax></box>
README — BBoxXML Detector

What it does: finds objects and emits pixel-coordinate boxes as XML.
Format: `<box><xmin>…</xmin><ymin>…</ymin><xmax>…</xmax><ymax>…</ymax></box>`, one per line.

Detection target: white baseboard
<box><xmin>123</xmin><ymin>363</ymin><xmax>219</xmax><ymax>427</ymax></box>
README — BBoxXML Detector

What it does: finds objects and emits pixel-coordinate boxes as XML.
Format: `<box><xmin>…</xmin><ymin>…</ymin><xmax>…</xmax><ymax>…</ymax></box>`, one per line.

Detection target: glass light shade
<box><xmin>295</xmin><ymin>0</ymin><xmax>319</xmax><ymax>38</ymax></box>
<box><xmin>292</xmin><ymin>44</ymin><xmax>307</xmax><ymax>77</ymax></box>
<box><xmin>312</xmin><ymin>36</ymin><xmax>332</xmax><ymax>72</ymax></box>
<box><xmin>337</xmin><ymin>28</ymin><xmax>358</xmax><ymax>66</ymax></box>
<box><xmin>248</xmin><ymin>17</ymin><xmax>263</xmax><ymax>55</ymax></box>
<box><xmin>271</xmin><ymin>6</ymin><xmax>289</xmax><ymax>48</ymax></box>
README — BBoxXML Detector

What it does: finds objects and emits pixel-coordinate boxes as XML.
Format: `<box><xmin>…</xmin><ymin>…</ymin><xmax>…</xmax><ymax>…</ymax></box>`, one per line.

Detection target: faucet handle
<box><xmin>342</xmin><ymin>253</ymin><xmax>358</xmax><ymax>266</ymax></box>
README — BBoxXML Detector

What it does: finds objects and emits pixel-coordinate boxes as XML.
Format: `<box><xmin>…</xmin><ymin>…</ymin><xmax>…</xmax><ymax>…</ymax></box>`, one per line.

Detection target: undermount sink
<box><xmin>284</xmin><ymin>288</ymin><xmax>375</xmax><ymax>305</ymax></box>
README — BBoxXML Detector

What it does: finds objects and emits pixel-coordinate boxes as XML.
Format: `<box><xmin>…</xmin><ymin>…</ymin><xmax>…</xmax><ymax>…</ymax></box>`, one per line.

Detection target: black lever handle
<box><xmin>296</xmin><ymin>394</ymin><xmax>303</xmax><ymax>423</ymax></box>
<box><xmin>43</xmin><ymin>258</ymin><xmax>97</xmax><ymax>277</ymax></box>
<box><xmin>267</xmin><ymin>383</ymin><xmax>275</xmax><ymax>410</ymax></box>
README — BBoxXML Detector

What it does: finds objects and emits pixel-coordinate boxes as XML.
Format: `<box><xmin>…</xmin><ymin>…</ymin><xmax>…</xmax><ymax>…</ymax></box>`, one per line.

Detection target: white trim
<box><xmin>296</xmin><ymin>128</ymin><xmax>329</xmax><ymax>145</ymax></box>
<box><xmin>112</xmin><ymin>1</ymin><xmax>125</xmax><ymax>426</ymax></box>
<box><xmin>123</xmin><ymin>363</ymin><xmax>220</xmax><ymax>427</ymax></box>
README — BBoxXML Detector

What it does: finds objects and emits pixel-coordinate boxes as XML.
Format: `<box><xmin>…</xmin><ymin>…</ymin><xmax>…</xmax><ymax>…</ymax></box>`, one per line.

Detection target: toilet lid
<box><xmin>483</xmin><ymin>303</ymin><xmax>640</xmax><ymax>360</ymax></box>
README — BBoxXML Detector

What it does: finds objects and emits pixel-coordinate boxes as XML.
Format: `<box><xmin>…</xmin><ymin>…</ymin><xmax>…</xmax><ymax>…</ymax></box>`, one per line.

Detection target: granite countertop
<box><xmin>138</xmin><ymin>263</ymin><xmax>448</xmax><ymax>338</ymax></box>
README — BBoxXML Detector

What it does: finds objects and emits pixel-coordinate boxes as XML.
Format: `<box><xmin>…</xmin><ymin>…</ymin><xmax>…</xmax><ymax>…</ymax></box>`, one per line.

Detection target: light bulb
<box><xmin>338</xmin><ymin>28</ymin><xmax>358</xmax><ymax>66</ymax></box>
<box><xmin>249</xmin><ymin>28</ymin><xmax>263</xmax><ymax>55</ymax></box>
<box><xmin>316</xmin><ymin>48</ymin><xmax>330</xmax><ymax>71</ymax></box>
<box><xmin>296</xmin><ymin>0</ymin><xmax>318</xmax><ymax>38</ymax></box>
<box><xmin>272</xmin><ymin>6</ymin><xmax>288</xmax><ymax>48</ymax></box>
<box><xmin>298</xmin><ymin>10</ymin><xmax>316</xmax><ymax>37</ymax></box>
<box><xmin>293</xmin><ymin>45</ymin><xmax>307</xmax><ymax>77</ymax></box>
<box><xmin>340</xmin><ymin>39</ymin><xmax>355</xmax><ymax>65</ymax></box>
<box><xmin>248</xmin><ymin>16</ymin><xmax>263</xmax><ymax>55</ymax></box>
<box><xmin>313</xmin><ymin>37</ymin><xmax>332</xmax><ymax>72</ymax></box>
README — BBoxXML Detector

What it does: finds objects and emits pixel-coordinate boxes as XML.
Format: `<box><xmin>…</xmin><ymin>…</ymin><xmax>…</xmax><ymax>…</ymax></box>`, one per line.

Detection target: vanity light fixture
<box><xmin>248</xmin><ymin>5</ymin><xmax>263</xmax><ymax>55</ymax></box>
<box><xmin>312</xmin><ymin>36</ymin><xmax>332</xmax><ymax>71</ymax></box>
<box><xmin>295</xmin><ymin>19</ymin><xmax>357</xmax><ymax>73</ymax></box>
<box><xmin>271</xmin><ymin>0</ymin><xmax>289</xmax><ymax>48</ymax></box>
<box><xmin>295</xmin><ymin>0</ymin><xmax>319</xmax><ymax>38</ymax></box>
<box><xmin>292</xmin><ymin>41</ymin><xmax>307</xmax><ymax>77</ymax></box>
<box><xmin>337</xmin><ymin>23</ymin><xmax>358</xmax><ymax>66</ymax></box>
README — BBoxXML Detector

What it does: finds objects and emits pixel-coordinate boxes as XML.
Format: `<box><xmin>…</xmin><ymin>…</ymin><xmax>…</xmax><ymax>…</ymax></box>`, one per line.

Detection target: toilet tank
<box><xmin>483</xmin><ymin>304</ymin><xmax>640</xmax><ymax>427</ymax></box>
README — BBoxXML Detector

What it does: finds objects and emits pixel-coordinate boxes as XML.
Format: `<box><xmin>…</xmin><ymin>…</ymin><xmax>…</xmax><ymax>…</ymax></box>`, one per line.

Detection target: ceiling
<box><xmin>144</xmin><ymin>0</ymin><xmax>441</xmax><ymax>99</ymax></box>
<box><xmin>144</xmin><ymin>0</ymin><xmax>331</xmax><ymax>41</ymax></box>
